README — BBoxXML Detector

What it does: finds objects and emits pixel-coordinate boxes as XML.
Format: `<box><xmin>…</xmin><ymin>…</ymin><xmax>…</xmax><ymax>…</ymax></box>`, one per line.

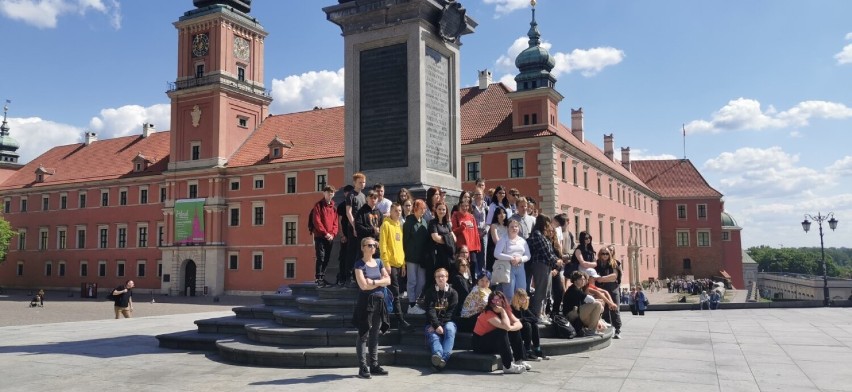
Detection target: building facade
<box><xmin>0</xmin><ymin>1</ymin><xmax>739</xmax><ymax>296</ymax></box>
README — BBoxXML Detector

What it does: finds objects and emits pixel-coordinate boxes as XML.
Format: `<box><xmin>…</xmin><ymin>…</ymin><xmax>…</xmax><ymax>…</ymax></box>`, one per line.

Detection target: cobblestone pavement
<box><xmin>2</xmin><ymin>294</ymin><xmax>851</xmax><ymax>392</ymax></box>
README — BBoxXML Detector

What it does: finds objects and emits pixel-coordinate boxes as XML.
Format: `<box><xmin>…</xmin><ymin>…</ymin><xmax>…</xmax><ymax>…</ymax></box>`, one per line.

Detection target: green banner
<box><xmin>174</xmin><ymin>198</ymin><xmax>205</xmax><ymax>244</ymax></box>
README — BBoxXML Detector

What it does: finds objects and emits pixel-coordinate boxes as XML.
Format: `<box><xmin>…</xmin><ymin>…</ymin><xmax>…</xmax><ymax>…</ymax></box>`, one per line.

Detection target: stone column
<box><xmin>324</xmin><ymin>0</ymin><xmax>476</xmax><ymax>197</ymax></box>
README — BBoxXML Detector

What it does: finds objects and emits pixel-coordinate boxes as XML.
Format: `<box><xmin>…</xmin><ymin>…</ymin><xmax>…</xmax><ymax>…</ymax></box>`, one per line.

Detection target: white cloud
<box><xmin>685</xmin><ymin>98</ymin><xmax>852</xmax><ymax>134</ymax></box>
<box><xmin>88</xmin><ymin>103</ymin><xmax>171</xmax><ymax>140</ymax></box>
<box><xmin>493</xmin><ymin>36</ymin><xmax>625</xmax><ymax>89</ymax></box>
<box><xmin>0</xmin><ymin>0</ymin><xmax>121</xmax><ymax>29</ymax></box>
<box><xmin>703</xmin><ymin>146</ymin><xmax>834</xmax><ymax>197</ymax></box>
<box><xmin>498</xmin><ymin>73</ymin><xmax>517</xmax><ymax>90</ymax></box>
<box><xmin>836</xmin><ymin>33</ymin><xmax>852</xmax><ymax>65</ymax></box>
<box><xmin>827</xmin><ymin>156</ymin><xmax>852</xmax><ymax>177</ymax></box>
<box><xmin>482</xmin><ymin>0</ymin><xmax>530</xmax><ymax>16</ymax></box>
<box><xmin>6</xmin><ymin>117</ymin><xmax>81</xmax><ymax>163</ymax></box>
<box><xmin>631</xmin><ymin>148</ymin><xmax>677</xmax><ymax>161</ymax></box>
<box><xmin>270</xmin><ymin>68</ymin><xmax>345</xmax><ymax>114</ymax></box>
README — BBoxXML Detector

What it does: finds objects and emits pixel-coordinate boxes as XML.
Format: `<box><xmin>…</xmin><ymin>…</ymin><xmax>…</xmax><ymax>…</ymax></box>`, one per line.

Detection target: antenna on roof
<box><xmin>682</xmin><ymin>123</ymin><xmax>687</xmax><ymax>160</ymax></box>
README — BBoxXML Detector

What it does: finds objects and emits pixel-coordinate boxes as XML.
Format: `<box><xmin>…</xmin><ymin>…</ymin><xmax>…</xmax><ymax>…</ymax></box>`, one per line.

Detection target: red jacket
<box><xmin>312</xmin><ymin>199</ymin><xmax>339</xmax><ymax>238</ymax></box>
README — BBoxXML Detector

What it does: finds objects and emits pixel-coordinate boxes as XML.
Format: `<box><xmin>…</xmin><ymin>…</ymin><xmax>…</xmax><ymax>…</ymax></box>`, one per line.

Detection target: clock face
<box><xmin>192</xmin><ymin>33</ymin><xmax>209</xmax><ymax>57</ymax></box>
<box><xmin>234</xmin><ymin>36</ymin><xmax>250</xmax><ymax>61</ymax></box>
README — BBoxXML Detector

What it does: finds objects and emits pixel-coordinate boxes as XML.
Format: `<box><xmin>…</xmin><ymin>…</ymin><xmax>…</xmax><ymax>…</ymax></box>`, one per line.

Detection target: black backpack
<box><xmin>307</xmin><ymin>207</ymin><xmax>316</xmax><ymax>235</ymax></box>
<box><xmin>551</xmin><ymin>314</ymin><xmax>576</xmax><ymax>339</ymax></box>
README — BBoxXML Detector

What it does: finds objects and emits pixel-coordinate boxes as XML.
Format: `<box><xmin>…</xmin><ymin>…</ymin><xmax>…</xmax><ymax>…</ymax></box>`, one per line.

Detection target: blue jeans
<box><xmin>501</xmin><ymin>263</ymin><xmax>527</xmax><ymax>303</ymax></box>
<box><xmin>425</xmin><ymin>321</ymin><xmax>457</xmax><ymax>361</ymax></box>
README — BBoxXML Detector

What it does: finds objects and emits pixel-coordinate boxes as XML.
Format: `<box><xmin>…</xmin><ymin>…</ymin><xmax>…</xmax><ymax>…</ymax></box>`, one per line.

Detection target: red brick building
<box><xmin>0</xmin><ymin>2</ymin><xmax>740</xmax><ymax>295</ymax></box>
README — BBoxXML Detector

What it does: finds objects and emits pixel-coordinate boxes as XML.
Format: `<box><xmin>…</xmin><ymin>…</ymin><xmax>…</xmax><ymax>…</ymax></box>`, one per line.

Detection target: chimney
<box><xmin>571</xmin><ymin>108</ymin><xmax>584</xmax><ymax>142</ymax></box>
<box><xmin>603</xmin><ymin>134</ymin><xmax>614</xmax><ymax>161</ymax></box>
<box><xmin>478</xmin><ymin>69</ymin><xmax>492</xmax><ymax>90</ymax></box>
<box><xmin>621</xmin><ymin>147</ymin><xmax>631</xmax><ymax>172</ymax></box>
<box><xmin>84</xmin><ymin>132</ymin><xmax>98</xmax><ymax>146</ymax></box>
<box><xmin>142</xmin><ymin>123</ymin><xmax>154</xmax><ymax>138</ymax></box>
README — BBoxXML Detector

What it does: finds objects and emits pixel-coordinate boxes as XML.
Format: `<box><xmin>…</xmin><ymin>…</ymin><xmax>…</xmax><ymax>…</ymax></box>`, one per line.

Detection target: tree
<box><xmin>0</xmin><ymin>215</ymin><xmax>13</xmax><ymax>264</ymax></box>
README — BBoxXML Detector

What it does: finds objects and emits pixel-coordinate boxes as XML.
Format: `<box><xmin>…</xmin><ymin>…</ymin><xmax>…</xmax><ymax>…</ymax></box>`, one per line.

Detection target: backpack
<box><xmin>551</xmin><ymin>314</ymin><xmax>576</xmax><ymax>339</ymax></box>
<box><xmin>307</xmin><ymin>207</ymin><xmax>316</xmax><ymax>235</ymax></box>
<box><xmin>104</xmin><ymin>291</ymin><xmax>117</xmax><ymax>301</ymax></box>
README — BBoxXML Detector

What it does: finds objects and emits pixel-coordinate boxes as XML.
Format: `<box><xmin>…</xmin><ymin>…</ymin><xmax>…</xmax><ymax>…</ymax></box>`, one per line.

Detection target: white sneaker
<box><xmin>408</xmin><ymin>305</ymin><xmax>425</xmax><ymax>315</ymax></box>
<box><xmin>503</xmin><ymin>363</ymin><xmax>525</xmax><ymax>374</ymax></box>
<box><xmin>514</xmin><ymin>360</ymin><xmax>532</xmax><ymax>371</ymax></box>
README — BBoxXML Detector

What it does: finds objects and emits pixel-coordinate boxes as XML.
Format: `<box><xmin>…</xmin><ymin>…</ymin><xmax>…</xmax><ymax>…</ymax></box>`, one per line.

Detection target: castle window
<box><xmin>195</xmin><ymin>64</ymin><xmax>204</xmax><ymax>78</ymax></box>
<box><xmin>237</xmin><ymin>67</ymin><xmax>245</xmax><ymax>82</ymax></box>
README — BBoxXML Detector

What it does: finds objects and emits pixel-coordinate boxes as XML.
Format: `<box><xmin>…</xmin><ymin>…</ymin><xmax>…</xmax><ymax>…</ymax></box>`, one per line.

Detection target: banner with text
<box><xmin>174</xmin><ymin>198</ymin><xmax>205</xmax><ymax>244</ymax></box>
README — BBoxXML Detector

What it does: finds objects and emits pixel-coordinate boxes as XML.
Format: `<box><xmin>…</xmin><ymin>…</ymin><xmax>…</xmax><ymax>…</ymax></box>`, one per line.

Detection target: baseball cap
<box><xmin>585</xmin><ymin>268</ymin><xmax>601</xmax><ymax>278</ymax></box>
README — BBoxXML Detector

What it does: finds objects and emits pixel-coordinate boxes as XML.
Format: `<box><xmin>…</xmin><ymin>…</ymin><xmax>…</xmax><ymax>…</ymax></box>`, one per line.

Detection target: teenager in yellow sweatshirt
<box><xmin>379</xmin><ymin>202</ymin><xmax>409</xmax><ymax>328</ymax></box>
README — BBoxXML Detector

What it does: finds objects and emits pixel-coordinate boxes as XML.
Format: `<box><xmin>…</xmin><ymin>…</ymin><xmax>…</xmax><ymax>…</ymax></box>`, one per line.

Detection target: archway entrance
<box><xmin>184</xmin><ymin>259</ymin><xmax>197</xmax><ymax>296</ymax></box>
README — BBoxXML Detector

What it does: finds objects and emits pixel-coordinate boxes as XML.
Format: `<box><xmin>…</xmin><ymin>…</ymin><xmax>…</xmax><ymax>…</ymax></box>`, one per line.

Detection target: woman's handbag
<box><xmin>491</xmin><ymin>259</ymin><xmax>511</xmax><ymax>284</ymax></box>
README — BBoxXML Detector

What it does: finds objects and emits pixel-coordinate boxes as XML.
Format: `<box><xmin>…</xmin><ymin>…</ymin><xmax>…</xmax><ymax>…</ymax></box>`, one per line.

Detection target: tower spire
<box><xmin>514</xmin><ymin>0</ymin><xmax>556</xmax><ymax>91</ymax></box>
<box><xmin>528</xmin><ymin>0</ymin><xmax>540</xmax><ymax>47</ymax></box>
<box><xmin>0</xmin><ymin>99</ymin><xmax>21</xmax><ymax>164</ymax></box>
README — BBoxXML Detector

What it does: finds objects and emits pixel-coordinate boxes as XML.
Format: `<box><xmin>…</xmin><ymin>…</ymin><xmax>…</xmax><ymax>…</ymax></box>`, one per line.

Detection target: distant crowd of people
<box><xmin>309</xmin><ymin>173</ymin><xmax>631</xmax><ymax>378</ymax></box>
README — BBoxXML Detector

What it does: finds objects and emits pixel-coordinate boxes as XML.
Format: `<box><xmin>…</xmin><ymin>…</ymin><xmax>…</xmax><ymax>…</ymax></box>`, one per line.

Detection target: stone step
<box><xmin>296</xmin><ymin>297</ymin><xmax>356</xmax><ymax>313</ymax></box>
<box><xmin>244</xmin><ymin>321</ymin><xmax>400</xmax><ymax>346</ymax></box>
<box><xmin>288</xmin><ymin>282</ymin><xmax>319</xmax><ymax>297</ymax></box>
<box><xmin>157</xmin><ymin>330</ymin><xmax>239</xmax><ymax>351</ymax></box>
<box><xmin>272</xmin><ymin>308</ymin><xmax>352</xmax><ymax>328</ymax></box>
<box><xmin>215</xmin><ymin>335</ymin><xmax>500</xmax><ymax>372</ymax></box>
<box><xmin>233</xmin><ymin>304</ymin><xmax>290</xmax><ymax>320</ymax></box>
<box><xmin>261</xmin><ymin>293</ymin><xmax>299</xmax><ymax>307</ymax></box>
<box><xmin>195</xmin><ymin>316</ymin><xmax>256</xmax><ymax>334</ymax></box>
<box><xmin>316</xmin><ymin>286</ymin><xmax>360</xmax><ymax>300</ymax></box>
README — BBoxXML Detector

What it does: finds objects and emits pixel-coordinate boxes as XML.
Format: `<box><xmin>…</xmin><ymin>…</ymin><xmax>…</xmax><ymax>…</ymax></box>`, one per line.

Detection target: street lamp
<box><xmin>801</xmin><ymin>212</ymin><xmax>839</xmax><ymax>306</ymax></box>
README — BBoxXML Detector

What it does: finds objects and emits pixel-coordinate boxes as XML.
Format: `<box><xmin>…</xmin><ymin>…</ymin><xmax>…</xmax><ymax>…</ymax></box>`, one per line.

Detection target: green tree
<box><xmin>0</xmin><ymin>215</ymin><xmax>12</xmax><ymax>263</ymax></box>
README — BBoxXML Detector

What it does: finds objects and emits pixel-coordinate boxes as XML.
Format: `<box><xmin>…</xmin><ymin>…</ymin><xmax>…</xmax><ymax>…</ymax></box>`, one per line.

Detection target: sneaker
<box><xmin>534</xmin><ymin>348</ymin><xmax>550</xmax><ymax>360</ymax></box>
<box><xmin>400</xmin><ymin>291</ymin><xmax>408</xmax><ymax>299</ymax></box>
<box><xmin>503</xmin><ymin>363</ymin><xmax>525</xmax><ymax>374</ymax></box>
<box><xmin>431</xmin><ymin>354</ymin><xmax>444</xmax><ymax>369</ymax></box>
<box><xmin>525</xmin><ymin>351</ymin><xmax>541</xmax><ymax>362</ymax></box>
<box><xmin>369</xmin><ymin>365</ymin><xmax>389</xmax><ymax>376</ymax></box>
<box><xmin>613</xmin><ymin>332</ymin><xmax>621</xmax><ymax>339</ymax></box>
<box><xmin>358</xmin><ymin>366</ymin><xmax>371</xmax><ymax>379</ymax></box>
<box><xmin>539</xmin><ymin>318</ymin><xmax>552</xmax><ymax>326</ymax></box>
<box><xmin>408</xmin><ymin>305</ymin><xmax>425</xmax><ymax>315</ymax></box>
<box><xmin>514</xmin><ymin>360</ymin><xmax>532</xmax><ymax>371</ymax></box>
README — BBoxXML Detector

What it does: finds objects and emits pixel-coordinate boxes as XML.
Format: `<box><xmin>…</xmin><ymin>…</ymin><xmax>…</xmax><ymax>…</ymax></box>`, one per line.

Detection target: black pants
<box><xmin>335</xmin><ymin>240</ymin><xmax>349</xmax><ymax>284</ymax></box>
<box><xmin>519</xmin><ymin>320</ymin><xmax>540</xmax><ymax>351</ymax></box>
<box><xmin>471</xmin><ymin>328</ymin><xmax>524</xmax><ymax>369</ymax></box>
<box><xmin>551</xmin><ymin>273</ymin><xmax>565</xmax><ymax>315</ymax></box>
<box><xmin>344</xmin><ymin>235</ymin><xmax>360</xmax><ymax>280</ymax></box>
<box><xmin>601</xmin><ymin>288</ymin><xmax>622</xmax><ymax>332</ymax></box>
<box><xmin>314</xmin><ymin>237</ymin><xmax>333</xmax><ymax>280</ymax></box>
<box><xmin>388</xmin><ymin>266</ymin><xmax>403</xmax><ymax>315</ymax></box>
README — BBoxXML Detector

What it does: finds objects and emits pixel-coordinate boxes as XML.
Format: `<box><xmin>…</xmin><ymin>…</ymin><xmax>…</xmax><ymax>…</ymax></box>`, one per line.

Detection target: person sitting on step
<box><xmin>421</xmin><ymin>268</ymin><xmax>459</xmax><ymax>371</ymax></box>
<box><xmin>510</xmin><ymin>288</ymin><xmax>549</xmax><ymax>361</ymax></box>
<box><xmin>471</xmin><ymin>290</ymin><xmax>530</xmax><ymax>374</ymax></box>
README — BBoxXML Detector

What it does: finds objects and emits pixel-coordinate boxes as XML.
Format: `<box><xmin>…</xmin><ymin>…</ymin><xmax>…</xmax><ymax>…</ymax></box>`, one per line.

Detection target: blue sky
<box><xmin>1</xmin><ymin>0</ymin><xmax>851</xmax><ymax>249</ymax></box>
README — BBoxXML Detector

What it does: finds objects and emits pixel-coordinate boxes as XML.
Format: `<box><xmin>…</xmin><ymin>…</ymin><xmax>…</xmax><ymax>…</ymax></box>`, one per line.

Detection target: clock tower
<box><xmin>168</xmin><ymin>0</ymin><xmax>270</xmax><ymax>169</ymax></box>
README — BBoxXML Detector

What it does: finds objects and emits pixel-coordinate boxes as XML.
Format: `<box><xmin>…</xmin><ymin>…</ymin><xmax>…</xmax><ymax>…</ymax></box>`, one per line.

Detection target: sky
<box><xmin>0</xmin><ymin>0</ymin><xmax>850</xmax><ymax>249</ymax></box>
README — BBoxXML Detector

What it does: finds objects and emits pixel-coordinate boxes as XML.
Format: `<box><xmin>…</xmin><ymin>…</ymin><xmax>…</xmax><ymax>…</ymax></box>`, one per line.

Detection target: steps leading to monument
<box><xmin>157</xmin><ymin>282</ymin><xmax>613</xmax><ymax>371</ymax></box>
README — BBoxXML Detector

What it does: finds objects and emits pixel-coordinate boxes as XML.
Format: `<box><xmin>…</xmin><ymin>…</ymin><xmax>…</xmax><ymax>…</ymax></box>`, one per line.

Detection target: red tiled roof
<box><xmin>0</xmin><ymin>132</ymin><xmax>170</xmax><ymax>190</ymax></box>
<box><xmin>228</xmin><ymin>106</ymin><xmax>345</xmax><ymax>167</ymax></box>
<box><xmin>631</xmin><ymin>159</ymin><xmax>722</xmax><ymax>198</ymax></box>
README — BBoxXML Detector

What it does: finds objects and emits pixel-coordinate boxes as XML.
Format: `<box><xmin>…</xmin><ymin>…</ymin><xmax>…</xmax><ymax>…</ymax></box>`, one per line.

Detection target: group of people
<box><xmin>309</xmin><ymin>173</ymin><xmax>629</xmax><ymax>378</ymax></box>
<box><xmin>699</xmin><ymin>289</ymin><xmax>722</xmax><ymax>310</ymax></box>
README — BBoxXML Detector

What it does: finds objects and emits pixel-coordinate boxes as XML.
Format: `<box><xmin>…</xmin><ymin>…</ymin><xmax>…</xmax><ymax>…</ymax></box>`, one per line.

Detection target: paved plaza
<box><xmin>1</xmin><ymin>293</ymin><xmax>851</xmax><ymax>392</ymax></box>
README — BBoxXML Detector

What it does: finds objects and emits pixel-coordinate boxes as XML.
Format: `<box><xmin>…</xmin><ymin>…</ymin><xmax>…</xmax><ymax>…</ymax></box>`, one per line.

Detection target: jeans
<box><xmin>551</xmin><ymin>272</ymin><xmax>565</xmax><ymax>315</ymax></box>
<box><xmin>471</xmin><ymin>250</ymin><xmax>485</xmax><ymax>280</ymax></box>
<box><xmin>425</xmin><ymin>321</ymin><xmax>457</xmax><ymax>361</ymax></box>
<box><xmin>601</xmin><ymin>288</ymin><xmax>622</xmax><ymax>333</ymax></box>
<box><xmin>405</xmin><ymin>262</ymin><xmax>426</xmax><ymax>305</ymax></box>
<box><xmin>519</xmin><ymin>319</ymin><xmax>540</xmax><ymax>350</ymax></box>
<box><xmin>314</xmin><ymin>237</ymin><xmax>333</xmax><ymax>280</ymax></box>
<box><xmin>501</xmin><ymin>263</ymin><xmax>527</xmax><ymax>303</ymax></box>
<box><xmin>356</xmin><ymin>296</ymin><xmax>383</xmax><ymax>368</ymax></box>
<box><xmin>388</xmin><ymin>266</ymin><xmax>403</xmax><ymax>314</ymax></box>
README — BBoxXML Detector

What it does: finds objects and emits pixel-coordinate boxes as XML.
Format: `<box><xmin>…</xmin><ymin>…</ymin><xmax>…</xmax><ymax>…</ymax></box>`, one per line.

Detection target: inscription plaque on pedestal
<box><xmin>424</xmin><ymin>46</ymin><xmax>451</xmax><ymax>173</ymax></box>
<box><xmin>359</xmin><ymin>43</ymin><xmax>408</xmax><ymax>170</ymax></box>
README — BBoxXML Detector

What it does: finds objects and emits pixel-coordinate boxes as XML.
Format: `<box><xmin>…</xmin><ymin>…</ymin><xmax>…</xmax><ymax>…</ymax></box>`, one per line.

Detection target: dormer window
<box><xmin>237</xmin><ymin>116</ymin><xmax>248</xmax><ymax>128</ymax></box>
<box><xmin>35</xmin><ymin>165</ymin><xmax>55</xmax><ymax>183</ymax></box>
<box><xmin>267</xmin><ymin>136</ymin><xmax>293</xmax><ymax>160</ymax></box>
<box><xmin>131</xmin><ymin>152</ymin><xmax>153</xmax><ymax>173</ymax></box>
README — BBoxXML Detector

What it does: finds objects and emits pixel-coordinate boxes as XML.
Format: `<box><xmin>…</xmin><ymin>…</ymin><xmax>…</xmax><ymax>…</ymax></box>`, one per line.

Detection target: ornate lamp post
<box><xmin>801</xmin><ymin>212</ymin><xmax>838</xmax><ymax>306</ymax></box>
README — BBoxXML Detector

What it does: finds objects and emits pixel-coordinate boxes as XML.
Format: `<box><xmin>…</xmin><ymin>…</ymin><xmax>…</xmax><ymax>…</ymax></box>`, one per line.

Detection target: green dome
<box><xmin>513</xmin><ymin>6</ymin><xmax>557</xmax><ymax>91</ymax></box>
<box><xmin>721</xmin><ymin>211</ymin><xmax>739</xmax><ymax>228</ymax></box>
<box><xmin>0</xmin><ymin>134</ymin><xmax>19</xmax><ymax>151</ymax></box>
<box><xmin>516</xmin><ymin>45</ymin><xmax>555</xmax><ymax>72</ymax></box>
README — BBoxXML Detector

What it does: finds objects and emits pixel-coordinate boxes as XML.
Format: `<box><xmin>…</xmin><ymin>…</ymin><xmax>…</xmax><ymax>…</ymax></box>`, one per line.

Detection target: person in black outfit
<box><xmin>510</xmin><ymin>289</ymin><xmax>549</xmax><ymax>361</ymax></box>
<box><xmin>352</xmin><ymin>238</ymin><xmax>391</xmax><ymax>379</ymax></box>
<box><xmin>353</xmin><ymin>190</ymin><xmax>382</xmax><ymax>287</ymax></box>
<box><xmin>112</xmin><ymin>280</ymin><xmax>135</xmax><ymax>319</ymax></box>
<box><xmin>451</xmin><ymin>258</ymin><xmax>475</xmax><ymax>317</ymax></box>
<box><xmin>335</xmin><ymin>185</ymin><xmax>354</xmax><ymax>286</ymax></box>
<box><xmin>595</xmin><ymin>245</ymin><xmax>623</xmax><ymax>339</ymax></box>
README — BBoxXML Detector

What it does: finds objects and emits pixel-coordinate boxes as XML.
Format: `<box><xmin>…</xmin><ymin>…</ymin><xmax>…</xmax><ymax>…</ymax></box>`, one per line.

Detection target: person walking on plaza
<box><xmin>311</xmin><ymin>185</ymin><xmax>338</xmax><ymax>287</ymax></box>
<box><xmin>635</xmin><ymin>286</ymin><xmax>648</xmax><ymax>316</ymax></box>
<box><xmin>353</xmin><ymin>238</ymin><xmax>391</xmax><ymax>379</ymax></box>
<box><xmin>422</xmin><ymin>268</ymin><xmax>459</xmax><ymax>371</ymax></box>
<box><xmin>112</xmin><ymin>280</ymin><xmax>134</xmax><ymax>319</ymax></box>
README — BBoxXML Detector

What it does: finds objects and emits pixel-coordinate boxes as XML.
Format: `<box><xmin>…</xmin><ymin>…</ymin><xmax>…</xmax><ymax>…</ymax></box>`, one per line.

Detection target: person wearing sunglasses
<box><xmin>421</xmin><ymin>268</ymin><xmax>459</xmax><ymax>371</ymax></box>
<box><xmin>353</xmin><ymin>238</ymin><xmax>391</xmax><ymax>379</ymax></box>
